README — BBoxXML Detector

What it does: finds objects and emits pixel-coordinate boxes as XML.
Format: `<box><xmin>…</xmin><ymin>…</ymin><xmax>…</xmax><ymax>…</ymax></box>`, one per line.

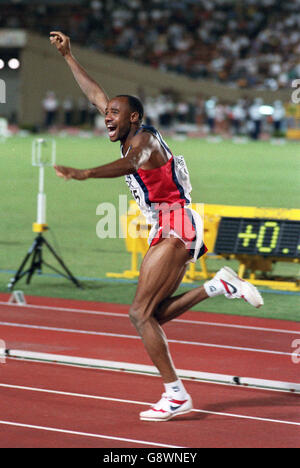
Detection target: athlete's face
<box><xmin>105</xmin><ymin>97</ymin><xmax>133</xmax><ymax>142</ymax></box>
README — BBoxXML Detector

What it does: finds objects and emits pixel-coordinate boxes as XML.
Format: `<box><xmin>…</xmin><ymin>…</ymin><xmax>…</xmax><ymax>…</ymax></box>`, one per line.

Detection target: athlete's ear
<box><xmin>130</xmin><ymin>111</ymin><xmax>140</xmax><ymax>124</ymax></box>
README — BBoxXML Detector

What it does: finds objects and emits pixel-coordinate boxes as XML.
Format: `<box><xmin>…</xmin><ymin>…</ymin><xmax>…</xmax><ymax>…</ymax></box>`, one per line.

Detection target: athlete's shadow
<box><xmin>190</xmin><ymin>392</ymin><xmax>300</xmax><ymax>421</ymax></box>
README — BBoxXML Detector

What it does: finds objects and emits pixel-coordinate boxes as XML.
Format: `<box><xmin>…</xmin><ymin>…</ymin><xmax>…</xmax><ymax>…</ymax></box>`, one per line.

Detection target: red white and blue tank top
<box><xmin>121</xmin><ymin>125</ymin><xmax>192</xmax><ymax>225</ymax></box>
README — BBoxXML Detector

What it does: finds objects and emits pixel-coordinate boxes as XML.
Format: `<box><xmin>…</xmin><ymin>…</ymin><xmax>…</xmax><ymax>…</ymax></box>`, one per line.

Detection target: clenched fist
<box><xmin>50</xmin><ymin>31</ymin><xmax>71</xmax><ymax>57</ymax></box>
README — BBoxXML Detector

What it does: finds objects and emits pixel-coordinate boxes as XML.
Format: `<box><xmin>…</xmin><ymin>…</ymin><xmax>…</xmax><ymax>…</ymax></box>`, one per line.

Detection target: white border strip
<box><xmin>5</xmin><ymin>349</ymin><xmax>300</xmax><ymax>393</ymax></box>
<box><xmin>1</xmin><ymin>301</ymin><xmax>299</xmax><ymax>335</ymax></box>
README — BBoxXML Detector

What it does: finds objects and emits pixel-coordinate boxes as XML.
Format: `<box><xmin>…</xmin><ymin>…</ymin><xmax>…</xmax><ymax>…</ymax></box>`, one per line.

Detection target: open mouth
<box><xmin>107</xmin><ymin>125</ymin><xmax>117</xmax><ymax>138</ymax></box>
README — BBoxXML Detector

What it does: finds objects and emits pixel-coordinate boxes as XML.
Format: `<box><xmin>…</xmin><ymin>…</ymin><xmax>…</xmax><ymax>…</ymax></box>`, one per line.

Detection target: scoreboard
<box><xmin>188</xmin><ymin>204</ymin><xmax>300</xmax><ymax>291</ymax></box>
<box><xmin>214</xmin><ymin>217</ymin><xmax>300</xmax><ymax>258</ymax></box>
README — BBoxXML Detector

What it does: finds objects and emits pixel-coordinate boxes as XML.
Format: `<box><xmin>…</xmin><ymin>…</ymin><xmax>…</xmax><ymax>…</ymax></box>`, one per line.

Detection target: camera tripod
<box><xmin>8</xmin><ymin>230</ymin><xmax>82</xmax><ymax>290</ymax></box>
<box><xmin>8</xmin><ymin>138</ymin><xmax>82</xmax><ymax>291</ymax></box>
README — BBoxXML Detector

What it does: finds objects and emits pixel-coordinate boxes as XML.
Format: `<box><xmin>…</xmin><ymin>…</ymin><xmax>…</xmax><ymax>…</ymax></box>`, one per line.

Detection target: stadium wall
<box><xmin>20</xmin><ymin>32</ymin><xmax>291</xmax><ymax>126</ymax></box>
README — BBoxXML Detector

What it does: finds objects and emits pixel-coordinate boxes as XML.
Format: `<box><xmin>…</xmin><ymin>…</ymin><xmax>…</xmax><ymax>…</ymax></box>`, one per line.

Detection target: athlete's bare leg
<box><xmin>155</xmin><ymin>283</ymin><xmax>209</xmax><ymax>325</ymax></box>
<box><xmin>129</xmin><ymin>237</ymin><xmax>207</xmax><ymax>383</ymax></box>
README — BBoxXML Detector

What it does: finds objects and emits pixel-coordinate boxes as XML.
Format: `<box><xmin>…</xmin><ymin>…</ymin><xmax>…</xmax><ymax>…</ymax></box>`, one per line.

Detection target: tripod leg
<box><xmin>42</xmin><ymin>236</ymin><xmax>82</xmax><ymax>288</ymax></box>
<box><xmin>9</xmin><ymin>233</ymin><xmax>82</xmax><ymax>290</ymax></box>
<box><xmin>8</xmin><ymin>238</ymin><xmax>39</xmax><ymax>290</ymax></box>
<box><xmin>26</xmin><ymin>240</ymin><xmax>42</xmax><ymax>284</ymax></box>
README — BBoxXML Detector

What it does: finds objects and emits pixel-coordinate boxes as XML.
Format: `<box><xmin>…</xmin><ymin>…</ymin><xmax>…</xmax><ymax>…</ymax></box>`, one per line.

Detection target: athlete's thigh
<box><xmin>132</xmin><ymin>237</ymin><xmax>190</xmax><ymax>316</ymax></box>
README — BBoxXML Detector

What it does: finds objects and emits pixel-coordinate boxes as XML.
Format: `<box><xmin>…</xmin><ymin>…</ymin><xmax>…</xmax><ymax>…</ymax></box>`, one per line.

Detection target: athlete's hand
<box><xmin>50</xmin><ymin>31</ymin><xmax>71</xmax><ymax>57</ymax></box>
<box><xmin>54</xmin><ymin>165</ymin><xmax>88</xmax><ymax>181</ymax></box>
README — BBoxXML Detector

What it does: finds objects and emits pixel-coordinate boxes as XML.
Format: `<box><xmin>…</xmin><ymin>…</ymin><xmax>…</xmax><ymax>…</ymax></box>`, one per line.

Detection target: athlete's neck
<box><xmin>120</xmin><ymin>123</ymin><xmax>142</xmax><ymax>150</ymax></box>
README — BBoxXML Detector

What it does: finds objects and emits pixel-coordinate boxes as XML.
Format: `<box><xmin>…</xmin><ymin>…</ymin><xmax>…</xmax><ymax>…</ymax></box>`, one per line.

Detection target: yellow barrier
<box><xmin>106</xmin><ymin>202</ymin><xmax>300</xmax><ymax>291</ymax></box>
<box><xmin>287</xmin><ymin>129</ymin><xmax>300</xmax><ymax>140</ymax></box>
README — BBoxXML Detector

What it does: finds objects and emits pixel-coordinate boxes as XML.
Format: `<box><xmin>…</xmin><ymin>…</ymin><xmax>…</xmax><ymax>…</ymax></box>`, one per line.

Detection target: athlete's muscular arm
<box><xmin>54</xmin><ymin>132</ymin><xmax>156</xmax><ymax>181</ymax></box>
<box><xmin>49</xmin><ymin>31</ymin><xmax>109</xmax><ymax>114</ymax></box>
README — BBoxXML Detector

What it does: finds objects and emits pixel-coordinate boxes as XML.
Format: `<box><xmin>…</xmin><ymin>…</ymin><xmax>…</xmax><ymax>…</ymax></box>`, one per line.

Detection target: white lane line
<box><xmin>0</xmin><ymin>420</ymin><xmax>184</xmax><ymax>448</ymax></box>
<box><xmin>192</xmin><ymin>409</ymin><xmax>300</xmax><ymax>426</ymax></box>
<box><xmin>1</xmin><ymin>301</ymin><xmax>299</xmax><ymax>335</ymax></box>
<box><xmin>0</xmin><ymin>382</ymin><xmax>299</xmax><ymax>427</ymax></box>
<box><xmin>172</xmin><ymin>319</ymin><xmax>300</xmax><ymax>336</ymax></box>
<box><xmin>0</xmin><ymin>321</ymin><xmax>293</xmax><ymax>356</ymax></box>
<box><xmin>0</xmin><ymin>382</ymin><xmax>150</xmax><ymax>406</ymax></box>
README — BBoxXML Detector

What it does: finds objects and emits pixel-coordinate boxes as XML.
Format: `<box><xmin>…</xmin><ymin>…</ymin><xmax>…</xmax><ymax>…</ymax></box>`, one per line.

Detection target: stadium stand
<box><xmin>1</xmin><ymin>0</ymin><xmax>300</xmax><ymax>90</ymax></box>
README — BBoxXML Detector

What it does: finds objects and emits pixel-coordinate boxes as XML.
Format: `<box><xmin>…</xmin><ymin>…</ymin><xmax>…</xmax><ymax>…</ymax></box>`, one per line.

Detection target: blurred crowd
<box><xmin>42</xmin><ymin>89</ymin><xmax>287</xmax><ymax>140</ymax></box>
<box><xmin>1</xmin><ymin>0</ymin><xmax>300</xmax><ymax>89</ymax></box>
<box><xmin>42</xmin><ymin>91</ymin><xmax>98</xmax><ymax>128</ymax></box>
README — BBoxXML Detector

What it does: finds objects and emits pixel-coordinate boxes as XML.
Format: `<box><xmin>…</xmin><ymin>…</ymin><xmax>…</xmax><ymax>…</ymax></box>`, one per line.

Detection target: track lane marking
<box><xmin>0</xmin><ymin>321</ymin><xmax>294</xmax><ymax>356</ymax></box>
<box><xmin>0</xmin><ymin>419</ymin><xmax>184</xmax><ymax>448</ymax></box>
<box><xmin>0</xmin><ymin>382</ymin><xmax>299</xmax><ymax>427</ymax></box>
<box><xmin>1</xmin><ymin>301</ymin><xmax>299</xmax><ymax>335</ymax></box>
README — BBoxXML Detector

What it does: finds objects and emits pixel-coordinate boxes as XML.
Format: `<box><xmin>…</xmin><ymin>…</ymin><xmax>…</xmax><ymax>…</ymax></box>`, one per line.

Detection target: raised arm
<box><xmin>49</xmin><ymin>31</ymin><xmax>109</xmax><ymax>114</ymax></box>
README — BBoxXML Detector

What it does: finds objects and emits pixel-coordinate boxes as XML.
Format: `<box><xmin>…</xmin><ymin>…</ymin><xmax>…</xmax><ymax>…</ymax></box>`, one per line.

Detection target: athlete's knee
<box><xmin>129</xmin><ymin>305</ymin><xmax>138</xmax><ymax>326</ymax></box>
<box><xmin>129</xmin><ymin>305</ymin><xmax>150</xmax><ymax>332</ymax></box>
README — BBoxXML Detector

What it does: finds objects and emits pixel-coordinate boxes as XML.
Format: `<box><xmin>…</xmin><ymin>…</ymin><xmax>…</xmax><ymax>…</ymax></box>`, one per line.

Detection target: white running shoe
<box><xmin>140</xmin><ymin>393</ymin><xmax>193</xmax><ymax>422</ymax></box>
<box><xmin>204</xmin><ymin>266</ymin><xmax>264</xmax><ymax>308</ymax></box>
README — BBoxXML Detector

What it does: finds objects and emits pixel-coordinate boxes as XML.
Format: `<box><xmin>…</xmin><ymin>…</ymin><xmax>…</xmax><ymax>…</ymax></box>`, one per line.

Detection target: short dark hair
<box><xmin>116</xmin><ymin>94</ymin><xmax>144</xmax><ymax>122</ymax></box>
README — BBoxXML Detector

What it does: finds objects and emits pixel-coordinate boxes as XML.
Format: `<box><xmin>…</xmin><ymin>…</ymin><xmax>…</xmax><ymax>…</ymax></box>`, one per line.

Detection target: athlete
<box><xmin>50</xmin><ymin>31</ymin><xmax>263</xmax><ymax>422</ymax></box>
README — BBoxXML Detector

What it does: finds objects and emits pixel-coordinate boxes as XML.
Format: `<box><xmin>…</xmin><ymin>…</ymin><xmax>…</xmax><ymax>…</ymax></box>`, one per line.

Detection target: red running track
<box><xmin>0</xmin><ymin>293</ymin><xmax>299</xmax><ymax>447</ymax></box>
<box><xmin>0</xmin><ymin>294</ymin><xmax>299</xmax><ymax>382</ymax></box>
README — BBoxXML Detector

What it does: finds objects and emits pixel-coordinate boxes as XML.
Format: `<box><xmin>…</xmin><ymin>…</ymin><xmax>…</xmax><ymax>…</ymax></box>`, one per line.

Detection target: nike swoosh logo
<box><xmin>221</xmin><ymin>279</ymin><xmax>238</xmax><ymax>294</ymax></box>
<box><xmin>170</xmin><ymin>405</ymin><xmax>183</xmax><ymax>411</ymax></box>
<box><xmin>169</xmin><ymin>399</ymin><xmax>188</xmax><ymax>412</ymax></box>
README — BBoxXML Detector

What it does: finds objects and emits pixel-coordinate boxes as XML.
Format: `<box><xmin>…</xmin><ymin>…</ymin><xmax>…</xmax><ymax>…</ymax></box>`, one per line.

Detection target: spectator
<box><xmin>272</xmin><ymin>100</ymin><xmax>286</xmax><ymax>136</ymax></box>
<box><xmin>62</xmin><ymin>96</ymin><xmax>74</xmax><ymax>126</ymax></box>
<box><xmin>157</xmin><ymin>93</ymin><xmax>175</xmax><ymax>129</ymax></box>
<box><xmin>231</xmin><ymin>99</ymin><xmax>247</xmax><ymax>136</ymax></box>
<box><xmin>205</xmin><ymin>97</ymin><xmax>217</xmax><ymax>134</ymax></box>
<box><xmin>248</xmin><ymin>98</ymin><xmax>263</xmax><ymax>140</ymax></box>
<box><xmin>144</xmin><ymin>96</ymin><xmax>158</xmax><ymax>127</ymax></box>
<box><xmin>176</xmin><ymin>99</ymin><xmax>189</xmax><ymax>123</ymax></box>
<box><xmin>88</xmin><ymin>101</ymin><xmax>97</xmax><ymax>127</ymax></box>
<box><xmin>42</xmin><ymin>91</ymin><xmax>58</xmax><ymax>129</ymax></box>
<box><xmin>77</xmin><ymin>96</ymin><xmax>88</xmax><ymax>125</ymax></box>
